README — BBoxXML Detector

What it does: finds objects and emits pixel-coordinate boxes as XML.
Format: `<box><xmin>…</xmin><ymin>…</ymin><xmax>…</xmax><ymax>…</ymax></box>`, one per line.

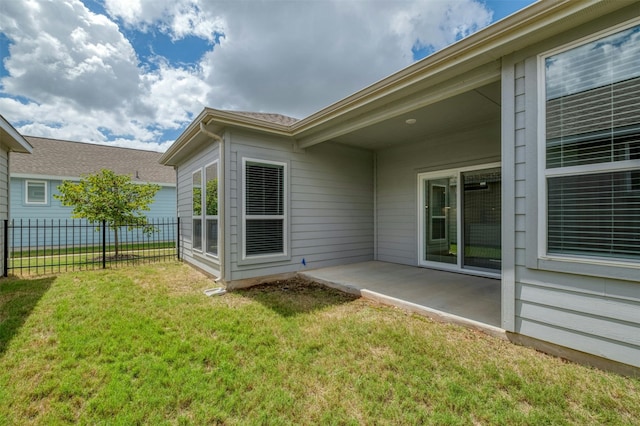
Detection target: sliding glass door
<box><xmin>419</xmin><ymin>164</ymin><xmax>501</xmax><ymax>275</ymax></box>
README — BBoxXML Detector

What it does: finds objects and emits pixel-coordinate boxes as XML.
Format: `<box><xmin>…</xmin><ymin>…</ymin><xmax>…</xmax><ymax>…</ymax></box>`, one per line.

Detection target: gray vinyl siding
<box><xmin>375</xmin><ymin>122</ymin><xmax>500</xmax><ymax>266</ymax></box>
<box><xmin>509</xmin><ymin>8</ymin><xmax>640</xmax><ymax>368</ymax></box>
<box><xmin>228</xmin><ymin>129</ymin><xmax>373</xmax><ymax>282</ymax></box>
<box><xmin>175</xmin><ymin>141</ymin><xmax>220</xmax><ymax>276</ymax></box>
<box><xmin>0</xmin><ymin>149</ymin><xmax>8</xmax><ymax>274</ymax></box>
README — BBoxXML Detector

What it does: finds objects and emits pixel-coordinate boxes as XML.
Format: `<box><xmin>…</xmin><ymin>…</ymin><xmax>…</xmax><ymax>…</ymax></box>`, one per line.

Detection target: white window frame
<box><xmin>191</xmin><ymin>169</ymin><xmax>203</xmax><ymax>253</ymax></box>
<box><xmin>241</xmin><ymin>157</ymin><xmax>288</xmax><ymax>263</ymax></box>
<box><xmin>204</xmin><ymin>160</ymin><xmax>219</xmax><ymax>259</ymax></box>
<box><xmin>536</xmin><ymin>18</ymin><xmax>640</xmax><ymax>269</ymax></box>
<box><xmin>25</xmin><ymin>180</ymin><xmax>48</xmax><ymax>205</ymax></box>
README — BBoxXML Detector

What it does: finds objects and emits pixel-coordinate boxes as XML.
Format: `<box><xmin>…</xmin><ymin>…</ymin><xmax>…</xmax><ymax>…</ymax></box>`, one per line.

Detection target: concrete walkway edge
<box><xmin>300</xmin><ymin>272</ymin><xmax>507</xmax><ymax>341</ymax></box>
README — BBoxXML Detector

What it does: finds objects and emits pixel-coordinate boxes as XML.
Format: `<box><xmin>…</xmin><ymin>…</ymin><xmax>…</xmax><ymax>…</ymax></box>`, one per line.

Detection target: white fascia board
<box><xmin>0</xmin><ymin>116</ymin><xmax>33</xmax><ymax>153</ymax></box>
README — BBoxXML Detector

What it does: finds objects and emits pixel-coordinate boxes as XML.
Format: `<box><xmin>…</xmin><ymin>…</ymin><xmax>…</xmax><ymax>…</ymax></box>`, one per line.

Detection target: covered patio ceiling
<box><xmin>328</xmin><ymin>80</ymin><xmax>501</xmax><ymax>151</ymax></box>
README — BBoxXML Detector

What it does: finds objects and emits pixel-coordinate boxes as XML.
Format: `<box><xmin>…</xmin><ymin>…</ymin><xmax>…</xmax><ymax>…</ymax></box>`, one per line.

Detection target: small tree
<box><xmin>54</xmin><ymin>169</ymin><xmax>161</xmax><ymax>257</ymax></box>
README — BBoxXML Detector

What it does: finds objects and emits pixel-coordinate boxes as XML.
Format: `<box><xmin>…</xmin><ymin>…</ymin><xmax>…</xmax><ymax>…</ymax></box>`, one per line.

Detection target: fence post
<box><xmin>3</xmin><ymin>219</ymin><xmax>8</xmax><ymax>277</ymax></box>
<box><xmin>176</xmin><ymin>217</ymin><xmax>180</xmax><ymax>260</ymax></box>
<box><xmin>102</xmin><ymin>220</ymin><xmax>106</xmax><ymax>269</ymax></box>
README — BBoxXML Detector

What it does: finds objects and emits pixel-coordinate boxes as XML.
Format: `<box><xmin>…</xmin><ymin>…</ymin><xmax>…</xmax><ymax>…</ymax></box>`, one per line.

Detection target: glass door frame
<box><xmin>417</xmin><ymin>162</ymin><xmax>501</xmax><ymax>278</ymax></box>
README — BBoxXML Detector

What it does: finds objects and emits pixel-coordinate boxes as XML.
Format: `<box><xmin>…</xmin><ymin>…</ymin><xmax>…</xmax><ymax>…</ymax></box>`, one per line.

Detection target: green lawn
<box><xmin>1</xmin><ymin>263</ymin><xmax>638</xmax><ymax>424</ymax></box>
<box><xmin>8</xmin><ymin>246</ymin><xmax>176</xmax><ymax>276</ymax></box>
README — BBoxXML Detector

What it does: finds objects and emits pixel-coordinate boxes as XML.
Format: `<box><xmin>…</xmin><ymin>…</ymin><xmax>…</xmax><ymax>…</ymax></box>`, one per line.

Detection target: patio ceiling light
<box><xmin>405</xmin><ymin>118</ymin><xmax>417</xmax><ymax>125</ymax></box>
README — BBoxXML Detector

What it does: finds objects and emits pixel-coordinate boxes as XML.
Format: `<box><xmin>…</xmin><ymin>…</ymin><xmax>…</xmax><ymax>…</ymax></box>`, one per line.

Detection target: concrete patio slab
<box><xmin>300</xmin><ymin>261</ymin><xmax>505</xmax><ymax>339</ymax></box>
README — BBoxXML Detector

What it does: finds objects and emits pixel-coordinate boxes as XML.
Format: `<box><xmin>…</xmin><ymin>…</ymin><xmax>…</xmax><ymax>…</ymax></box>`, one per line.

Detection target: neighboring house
<box><xmin>0</xmin><ymin>115</ymin><xmax>33</xmax><ymax>273</ymax></box>
<box><xmin>161</xmin><ymin>1</ymin><xmax>640</xmax><ymax>370</ymax></box>
<box><xmin>10</xmin><ymin>136</ymin><xmax>176</xmax><ymax>220</ymax></box>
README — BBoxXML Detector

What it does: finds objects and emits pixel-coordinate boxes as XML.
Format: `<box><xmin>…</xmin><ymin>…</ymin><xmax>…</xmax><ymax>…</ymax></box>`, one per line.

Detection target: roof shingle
<box><xmin>230</xmin><ymin>111</ymin><xmax>299</xmax><ymax>126</ymax></box>
<box><xmin>11</xmin><ymin>137</ymin><xmax>175</xmax><ymax>185</ymax></box>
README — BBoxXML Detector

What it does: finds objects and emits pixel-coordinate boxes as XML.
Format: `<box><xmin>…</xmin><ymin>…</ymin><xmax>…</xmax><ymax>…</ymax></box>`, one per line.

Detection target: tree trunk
<box><xmin>114</xmin><ymin>227</ymin><xmax>119</xmax><ymax>257</ymax></box>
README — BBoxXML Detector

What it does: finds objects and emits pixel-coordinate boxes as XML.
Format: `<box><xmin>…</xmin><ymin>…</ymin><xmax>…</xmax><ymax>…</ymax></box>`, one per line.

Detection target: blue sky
<box><xmin>0</xmin><ymin>0</ymin><xmax>536</xmax><ymax>151</ymax></box>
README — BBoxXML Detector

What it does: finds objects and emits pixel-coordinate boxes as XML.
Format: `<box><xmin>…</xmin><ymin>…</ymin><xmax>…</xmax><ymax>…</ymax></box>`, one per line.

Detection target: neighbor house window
<box><xmin>243</xmin><ymin>159</ymin><xmax>286</xmax><ymax>258</ymax></box>
<box><xmin>542</xmin><ymin>21</ymin><xmax>640</xmax><ymax>261</ymax></box>
<box><xmin>205</xmin><ymin>161</ymin><xmax>219</xmax><ymax>256</ymax></box>
<box><xmin>26</xmin><ymin>180</ymin><xmax>47</xmax><ymax>204</ymax></box>
<box><xmin>192</xmin><ymin>170</ymin><xmax>203</xmax><ymax>251</ymax></box>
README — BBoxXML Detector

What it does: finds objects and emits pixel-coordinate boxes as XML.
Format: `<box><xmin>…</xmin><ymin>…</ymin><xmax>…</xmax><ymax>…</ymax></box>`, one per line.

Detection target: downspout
<box><xmin>173</xmin><ymin>167</ymin><xmax>179</xmax><ymax>259</ymax></box>
<box><xmin>199</xmin><ymin>122</ymin><xmax>226</xmax><ymax>284</ymax></box>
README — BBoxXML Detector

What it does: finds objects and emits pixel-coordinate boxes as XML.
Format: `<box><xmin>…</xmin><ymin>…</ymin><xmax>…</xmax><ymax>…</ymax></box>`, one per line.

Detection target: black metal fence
<box><xmin>4</xmin><ymin>218</ymin><xmax>180</xmax><ymax>277</ymax></box>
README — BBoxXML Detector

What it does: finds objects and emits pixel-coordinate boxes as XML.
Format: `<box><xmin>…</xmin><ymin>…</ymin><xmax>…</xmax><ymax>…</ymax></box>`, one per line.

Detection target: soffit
<box><xmin>329</xmin><ymin>80</ymin><xmax>501</xmax><ymax>150</ymax></box>
<box><xmin>291</xmin><ymin>0</ymin><xmax>634</xmax><ymax>148</ymax></box>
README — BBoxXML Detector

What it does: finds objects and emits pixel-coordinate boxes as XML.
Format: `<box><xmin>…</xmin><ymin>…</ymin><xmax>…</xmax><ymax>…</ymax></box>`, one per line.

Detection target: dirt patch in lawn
<box><xmin>235</xmin><ymin>277</ymin><xmax>359</xmax><ymax>316</ymax></box>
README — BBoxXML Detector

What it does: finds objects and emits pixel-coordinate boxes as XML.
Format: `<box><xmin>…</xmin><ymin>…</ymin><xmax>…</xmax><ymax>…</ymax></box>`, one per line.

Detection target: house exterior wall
<box><xmin>175</xmin><ymin>140</ymin><xmax>221</xmax><ymax>277</ymax></box>
<box><xmin>502</xmin><ymin>6</ymin><xmax>640</xmax><ymax>368</ymax></box>
<box><xmin>8</xmin><ymin>177</ymin><xmax>176</xmax><ymax>250</ymax></box>
<box><xmin>0</xmin><ymin>148</ymin><xmax>8</xmax><ymax>274</ymax></box>
<box><xmin>10</xmin><ymin>177</ymin><xmax>176</xmax><ymax>220</ymax></box>
<box><xmin>227</xmin><ymin>129</ymin><xmax>373</xmax><ymax>283</ymax></box>
<box><xmin>375</xmin><ymin>122</ymin><xmax>500</xmax><ymax>266</ymax></box>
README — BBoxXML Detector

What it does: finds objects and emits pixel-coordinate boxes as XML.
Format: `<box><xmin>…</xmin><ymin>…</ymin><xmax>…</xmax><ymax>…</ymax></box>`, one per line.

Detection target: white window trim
<box><xmin>417</xmin><ymin>162</ymin><xmax>501</xmax><ymax>279</ymax></box>
<box><xmin>25</xmin><ymin>180</ymin><xmax>48</xmax><ymax>205</ymax></box>
<box><xmin>191</xmin><ymin>168</ymin><xmax>203</xmax><ymax>253</ymax></box>
<box><xmin>536</xmin><ymin>18</ymin><xmax>640</xmax><ymax>269</ymax></box>
<box><xmin>241</xmin><ymin>157</ymin><xmax>288</xmax><ymax>263</ymax></box>
<box><xmin>204</xmin><ymin>160</ymin><xmax>219</xmax><ymax>259</ymax></box>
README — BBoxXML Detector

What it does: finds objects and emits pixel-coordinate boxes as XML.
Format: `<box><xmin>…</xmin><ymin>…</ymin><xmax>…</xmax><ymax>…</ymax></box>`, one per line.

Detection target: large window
<box><xmin>192</xmin><ymin>170</ymin><xmax>202</xmax><ymax>251</ymax></box>
<box><xmin>243</xmin><ymin>159</ymin><xmax>286</xmax><ymax>258</ymax></box>
<box><xmin>26</xmin><ymin>180</ymin><xmax>47</xmax><ymax>204</ymax></box>
<box><xmin>205</xmin><ymin>162</ymin><xmax>219</xmax><ymax>256</ymax></box>
<box><xmin>541</xmin><ymin>22</ymin><xmax>640</xmax><ymax>262</ymax></box>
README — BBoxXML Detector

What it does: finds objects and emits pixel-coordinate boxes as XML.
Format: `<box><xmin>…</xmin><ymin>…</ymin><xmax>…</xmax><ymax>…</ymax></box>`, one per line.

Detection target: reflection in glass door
<box><xmin>424</xmin><ymin>177</ymin><xmax>457</xmax><ymax>265</ymax></box>
<box><xmin>419</xmin><ymin>164</ymin><xmax>501</xmax><ymax>275</ymax></box>
<box><xmin>462</xmin><ymin>168</ymin><xmax>501</xmax><ymax>271</ymax></box>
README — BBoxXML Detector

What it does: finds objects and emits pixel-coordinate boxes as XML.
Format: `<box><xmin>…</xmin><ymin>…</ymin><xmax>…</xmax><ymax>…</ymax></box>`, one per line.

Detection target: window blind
<box><xmin>548</xmin><ymin>171</ymin><xmax>640</xmax><ymax>260</ymax></box>
<box><xmin>245</xmin><ymin>161</ymin><xmax>285</xmax><ymax>256</ymax></box>
<box><xmin>206</xmin><ymin>218</ymin><xmax>218</xmax><ymax>256</ymax></box>
<box><xmin>544</xmin><ymin>23</ymin><xmax>640</xmax><ymax>261</ymax></box>
<box><xmin>246</xmin><ymin>163</ymin><xmax>284</xmax><ymax>215</ymax></box>
<box><xmin>246</xmin><ymin>219</ymin><xmax>284</xmax><ymax>255</ymax></box>
<box><xmin>545</xmin><ymin>24</ymin><xmax>640</xmax><ymax>169</ymax></box>
<box><xmin>546</xmin><ymin>78</ymin><xmax>640</xmax><ymax>168</ymax></box>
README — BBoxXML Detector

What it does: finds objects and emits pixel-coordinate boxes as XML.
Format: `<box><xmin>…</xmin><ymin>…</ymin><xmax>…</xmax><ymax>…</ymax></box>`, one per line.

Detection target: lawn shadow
<box><xmin>235</xmin><ymin>276</ymin><xmax>358</xmax><ymax>317</ymax></box>
<box><xmin>0</xmin><ymin>276</ymin><xmax>55</xmax><ymax>355</ymax></box>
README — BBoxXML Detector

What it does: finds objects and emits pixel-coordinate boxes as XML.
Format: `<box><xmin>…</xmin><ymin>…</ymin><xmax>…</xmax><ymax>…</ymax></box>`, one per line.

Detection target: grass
<box><xmin>9</xmin><ymin>241</ymin><xmax>175</xmax><ymax>259</ymax></box>
<box><xmin>1</xmin><ymin>263</ymin><xmax>639</xmax><ymax>424</ymax></box>
<box><xmin>8</xmin><ymin>247</ymin><xmax>176</xmax><ymax>276</ymax></box>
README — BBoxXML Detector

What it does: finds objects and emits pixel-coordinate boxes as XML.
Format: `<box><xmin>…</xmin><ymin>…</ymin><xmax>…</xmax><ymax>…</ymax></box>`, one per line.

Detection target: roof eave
<box><xmin>160</xmin><ymin>108</ymin><xmax>295</xmax><ymax>166</ymax></box>
<box><xmin>289</xmin><ymin>0</ymin><xmax>629</xmax><ymax>146</ymax></box>
<box><xmin>0</xmin><ymin>115</ymin><xmax>33</xmax><ymax>154</ymax></box>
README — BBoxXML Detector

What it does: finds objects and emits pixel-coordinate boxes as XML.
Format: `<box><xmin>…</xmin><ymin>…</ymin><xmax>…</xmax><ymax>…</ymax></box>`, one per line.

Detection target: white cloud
<box><xmin>194</xmin><ymin>0</ymin><xmax>494</xmax><ymax>118</ymax></box>
<box><xmin>140</xmin><ymin>60</ymin><xmax>210</xmax><ymax>128</ymax></box>
<box><xmin>0</xmin><ymin>0</ymin><xmax>497</xmax><ymax>150</ymax></box>
<box><xmin>104</xmin><ymin>0</ymin><xmax>225</xmax><ymax>42</ymax></box>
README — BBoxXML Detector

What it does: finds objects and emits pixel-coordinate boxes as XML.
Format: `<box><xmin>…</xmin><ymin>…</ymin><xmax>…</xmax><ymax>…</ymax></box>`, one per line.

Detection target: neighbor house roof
<box><xmin>161</xmin><ymin>0</ymin><xmax>636</xmax><ymax>166</ymax></box>
<box><xmin>0</xmin><ymin>115</ymin><xmax>32</xmax><ymax>154</ymax></box>
<box><xmin>11</xmin><ymin>137</ymin><xmax>175</xmax><ymax>185</ymax></box>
